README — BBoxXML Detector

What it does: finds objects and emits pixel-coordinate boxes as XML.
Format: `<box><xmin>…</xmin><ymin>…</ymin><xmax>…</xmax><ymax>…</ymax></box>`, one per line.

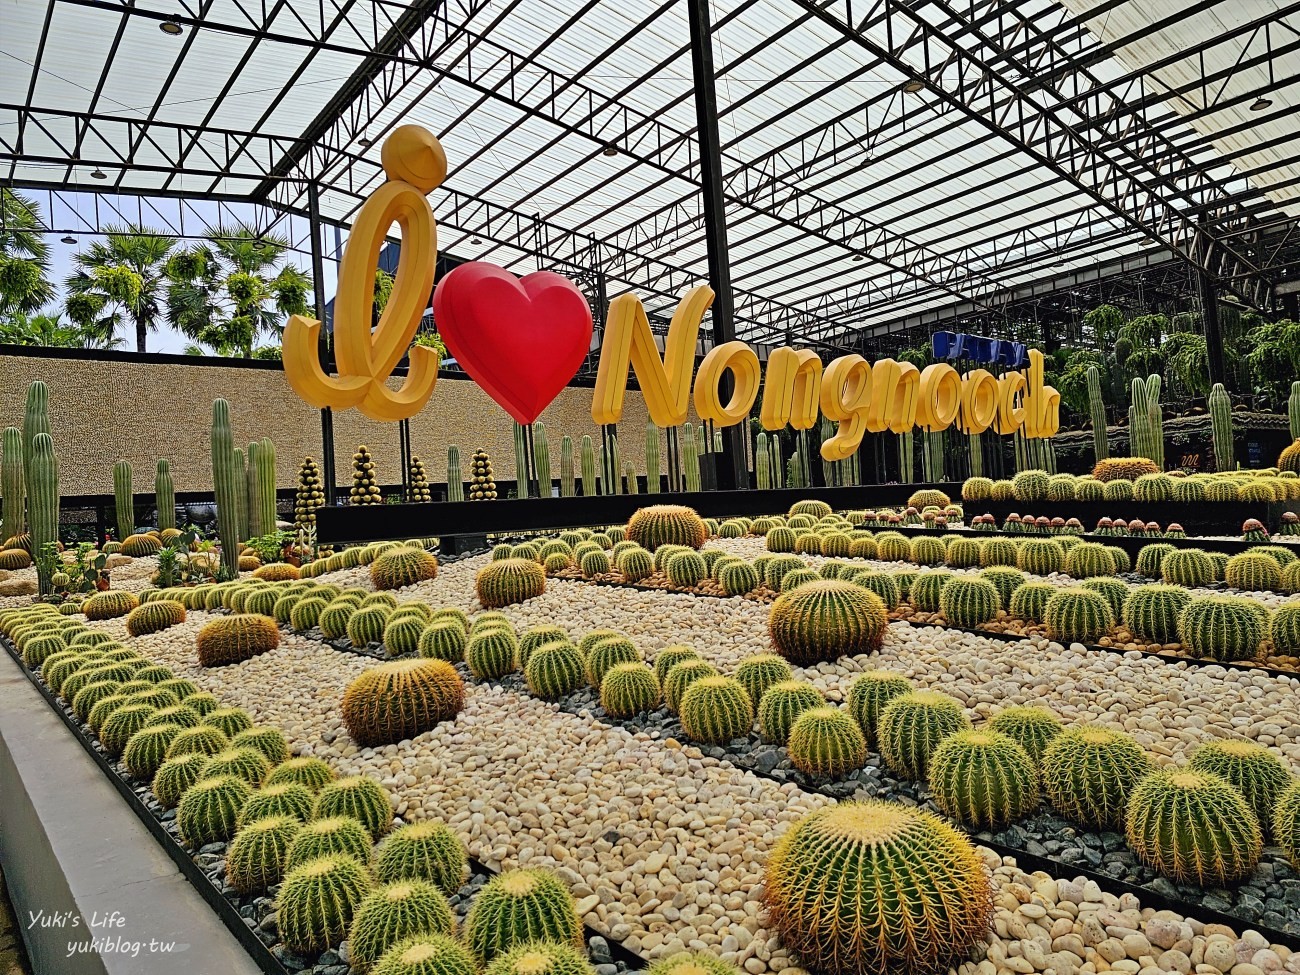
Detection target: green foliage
<box><xmin>1041</xmin><ymin>726</ymin><xmax>1153</xmax><ymax>830</ymax></box>
<box><xmin>763</xmin><ymin>801</ymin><xmax>992</xmax><ymax>975</ymax></box>
<box><xmin>929</xmin><ymin>730</ymin><xmax>1039</xmax><ymax>828</ymax></box>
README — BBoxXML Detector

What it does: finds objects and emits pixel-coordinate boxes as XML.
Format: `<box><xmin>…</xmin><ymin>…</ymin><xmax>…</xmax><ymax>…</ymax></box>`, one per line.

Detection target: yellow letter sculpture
<box><xmin>759</xmin><ymin>347</ymin><xmax>822</xmax><ymax>431</ymax></box>
<box><xmin>282</xmin><ymin>125</ymin><xmax>444</xmax><ymax>421</ymax></box>
<box><xmin>592</xmin><ymin>285</ymin><xmax>714</xmax><ymax>427</ymax></box>
<box><xmin>958</xmin><ymin>369</ymin><xmax>999</xmax><ymax>434</ymax></box>
<box><xmin>819</xmin><ymin>355</ymin><xmax>873</xmax><ymax>461</ymax></box>
<box><xmin>694</xmin><ymin>341</ymin><xmax>761</xmax><ymax>426</ymax></box>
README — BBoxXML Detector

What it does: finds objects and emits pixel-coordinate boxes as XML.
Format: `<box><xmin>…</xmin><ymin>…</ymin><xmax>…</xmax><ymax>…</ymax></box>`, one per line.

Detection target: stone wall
<box><xmin>0</xmin><ymin>351</ymin><xmax>675</xmax><ymax>497</ymax></box>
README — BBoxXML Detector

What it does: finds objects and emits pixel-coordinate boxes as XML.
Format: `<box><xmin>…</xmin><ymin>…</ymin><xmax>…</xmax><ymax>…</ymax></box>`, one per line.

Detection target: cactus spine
<box><xmin>1290</xmin><ymin>381</ymin><xmax>1300</xmax><ymax>441</ymax></box>
<box><xmin>1</xmin><ymin>427</ymin><xmax>24</xmax><ymax>540</ymax></box>
<box><xmin>155</xmin><ymin>459</ymin><xmax>176</xmax><ymax>531</ymax></box>
<box><xmin>1209</xmin><ymin>382</ymin><xmax>1233</xmax><ymax>471</ymax></box>
<box><xmin>211</xmin><ymin>400</ymin><xmax>241</xmax><ymax>578</ymax></box>
<box><xmin>446</xmin><ymin>445</ymin><xmax>464</xmax><ymax>502</ymax></box>
<box><xmin>756</xmin><ymin>432</ymin><xmax>772</xmax><ymax>489</ymax></box>
<box><xmin>113</xmin><ymin>460</ymin><xmax>134</xmax><ymax>539</ymax></box>
<box><xmin>1087</xmin><ymin>365</ymin><xmax>1108</xmax><ymax>462</ymax></box>
<box><xmin>532</xmin><ymin>423</ymin><xmax>551</xmax><ymax>497</ymax></box>
<box><xmin>682</xmin><ymin>423</ymin><xmax>700</xmax><ymax>492</ymax></box>
<box><xmin>29</xmin><ymin>434</ymin><xmax>59</xmax><ymax>596</ymax></box>
<box><xmin>580</xmin><ymin>435</ymin><xmax>597</xmax><ymax>496</ymax></box>
<box><xmin>559</xmin><ymin>435</ymin><xmax>575</xmax><ymax>497</ymax></box>
<box><xmin>645</xmin><ymin>422</ymin><xmax>661</xmax><ymax>493</ymax></box>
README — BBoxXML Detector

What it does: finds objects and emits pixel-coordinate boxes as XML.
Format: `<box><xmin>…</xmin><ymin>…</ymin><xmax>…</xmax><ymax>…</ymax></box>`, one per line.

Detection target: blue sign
<box><xmin>932</xmin><ymin>331</ymin><xmax>1029</xmax><ymax>368</ymax></box>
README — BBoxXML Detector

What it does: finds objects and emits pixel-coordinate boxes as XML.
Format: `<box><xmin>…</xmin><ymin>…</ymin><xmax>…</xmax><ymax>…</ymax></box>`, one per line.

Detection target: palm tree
<box><xmin>1</xmin><ymin>311</ymin><xmax>124</xmax><ymax>349</ymax></box>
<box><xmin>64</xmin><ymin>225</ymin><xmax>176</xmax><ymax>352</ymax></box>
<box><xmin>165</xmin><ymin>224</ymin><xmax>311</xmax><ymax>358</ymax></box>
<box><xmin>0</xmin><ymin>188</ymin><xmax>55</xmax><ymax>317</ymax></box>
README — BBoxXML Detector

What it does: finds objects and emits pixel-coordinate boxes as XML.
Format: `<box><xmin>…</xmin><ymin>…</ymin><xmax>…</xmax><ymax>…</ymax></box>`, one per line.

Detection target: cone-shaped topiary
<box><xmin>124</xmin><ymin>599</ymin><xmax>187</xmax><ymax>637</ymax></box>
<box><xmin>464</xmin><ymin>869</ymin><xmax>583</xmax><ymax>965</ymax></box>
<box><xmin>929</xmin><ymin>729</ymin><xmax>1039</xmax><ymax>829</ymax></box>
<box><xmin>376</xmin><ymin>820</ymin><xmax>468</xmax><ymax>893</ymax></box>
<box><xmin>787</xmin><ymin>706</ymin><xmax>866</xmax><ymax>778</ymax></box>
<box><xmin>939</xmin><ymin>577</ymin><xmax>1000</xmax><ymax>627</ymax></box>
<box><xmin>1225</xmin><ymin>552</ymin><xmax>1282</xmax><ymax>591</ymax></box>
<box><xmin>1125</xmin><ymin>768</ymin><xmax>1262</xmax><ymax>886</ymax></box>
<box><xmin>342</xmin><ymin>659</ymin><xmax>465</xmax><ymax>748</ymax></box>
<box><xmin>177</xmin><ymin>774</ymin><xmax>253</xmax><ymax>845</ymax></box>
<box><xmin>1179</xmin><ymin>595</ymin><xmax>1267</xmax><ymax>662</ymax></box>
<box><xmin>372</xmin><ymin>548</ymin><xmax>439</xmax><ymax>590</ymax></box>
<box><xmin>196</xmin><ymin>615</ymin><xmax>281</xmax><ymax>667</ymax></box>
<box><xmin>679</xmin><ymin>676</ymin><xmax>754</xmax><ymax>744</ymax></box>
<box><xmin>626</xmin><ymin>505</ymin><xmax>708</xmax><ymax>550</ymax></box>
<box><xmin>768</xmin><ymin>581</ymin><xmax>888</xmax><ymax>666</ymax></box>
<box><xmin>524</xmin><ymin>641</ymin><xmax>585</xmax><ymax>701</ymax></box>
<box><xmin>583</xmin><ymin>635</ymin><xmax>640</xmax><ymax>688</ymax></box>
<box><xmin>1121</xmin><ymin>585</ymin><xmax>1191</xmax><ymax>644</ymax></box>
<box><xmin>1006</xmin><ymin>582</ymin><xmax>1054</xmax><ymax>623</ymax></box>
<box><xmin>238</xmin><ymin>783</ymin><xmax>314</xmax><ymax>828</ymax></box>
<box><xmin>1041</xmin><ymin>725</ymin><xmax>1153</xmax><ymax>830</ymax></box>
<box><xmin>877</xmin><ymin>691</ymin><xmax>971</xmax><ymax>780</ymax></box>
<box><xmin>286</xmin><ymin>815</ymin><xmax>373</xmax><ymax>870</ymax></box>
<box><xmin>1187</xmin><ymin>739</ymin><xmax>1294</xmax><ymax>833</ymax></box>
<box><xmin>987</xmin><ymin>706</ymin><xmax>1063</xmax><ymax>764</ymax></box>
<box><xmin>1016</xmin><ymin>538</ymin><xmax>1065</xmax><ymax>576</ymax></box>
<box><xmin>277</xmin><ymin>854</ymin><xmax>373</xmax><ymax>955</ymax></box>
<box><xmin>122</xmin><ymin>723</ymin><xmax>183</xmax><ymax>780</ymax></box>
<box><xmin>419</xmin><ymin>621</ymin><xmax>469</xmax><ymax>663</ymax></box>
<box><xmin>763</xmin><ymin>800</ymin><xmax>992</xmax><ymax>975</ymax></box>
<box><xmin>267</xmin><ymin>756</ymin><xmax>337</xmax><ymax>793</ymax></box>
<box><xmin>477</xmin><ymin>559</ymin><xmax>547</xmax><ymax>608</ymax></box>
<box><xmin>314</xmin><ymin>776</ymin><xmax>395</xmax><ymax>840</ymax></box>
<box><xmin>227</xmin><ymin>814</ymin><xmax>301</xmax><ymax>894</ymax></box>
<box><xmin>1044</xmin><ymin>587</ymin><xmax>1114</xmax><ymax>644</ymax></box>
<box><xmin>485</xmin><ymin>942</ymin><xmax>596</xmax><ymax>975</ymax></box>
<box><xmin>83</xmin><ymin>590</ymin><xmax>140</xmax><ymax>621</ymax></box>
<box><xmin>757</xmin><ymin>681</ymin><xmax>824</xmax><ymax>744</ymax></box>
<box><xmin>732</xmin><ymin>654</ymin><xmax>792</xmax><ymax>706</ymax></box>
<box><xmin>599</xmin><ymin>663</ymin><xmax>661</xmax><ymax>718</ymax></box>
<box><xmin>349</xmin><ymin>880</ymin><xmax>457</xmax><ymax>970</ymax></box>
<box><xmin>200</xmin><ymin>746</ymin><xmax>272</xmax><ymax>787</ymax></box>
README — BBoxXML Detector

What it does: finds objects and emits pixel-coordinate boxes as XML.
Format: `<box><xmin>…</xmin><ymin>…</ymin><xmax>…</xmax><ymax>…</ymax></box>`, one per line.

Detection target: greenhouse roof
<box><xmin>2</xmin><ymin>0</ymin><xmax>1297</xmax><ymax>342</ymax></box>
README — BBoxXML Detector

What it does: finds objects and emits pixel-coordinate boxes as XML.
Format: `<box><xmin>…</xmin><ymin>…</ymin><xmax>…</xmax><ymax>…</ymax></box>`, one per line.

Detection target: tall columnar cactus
<box><xmin>559</xmin><ymin>435</ymin><xmax>575</xmax><ymax>497</ymax></box>
<box><xmin>532</xmin><ymin>422</ymin><xmax>551</xmax><ymax>497</ymax></box>
<box><xmin>1290</xmin><ymin>381</ymin><xmax>1300</xmax><ymax>441</ymax></box>
<box><xmin>232</xmin><ymin>447</ymin><xmax>249</xmax><ymax>539</ymax></box>
<box><xmin>446</xmin><ymin>445</ymin><xmax>464</xmax><ymax>502</ymax></box>
<box><xmin>600</xmin><ymin>432</ymin><xmax>621</xmax><ymax>495</ymax></box>
<box><xmin>756</xmin><ymin>432</ymin><xmax>772</xmax><ymax>489</ymax></box>
<box><xmin>624</xmin><ymin>461</ymin><xmax>638</xmax><ymax>494</ymax></box>
<box><xmin>967</xmin><ymin>432</ymin><xmax>984</xmax><ymax>478</ymax></box>
<box><xmin>155</xmin><ymin>459</ymin><xmax>176</xmax><ymax>531</ymax></box>
<box><xmin>23</xmin><ymin>381</ymin><xmax>49</xmax><ymax>510</ymax></box>
<box><xmin>1145</xmin><ymin>374</ymin><xmax>1164</xmax><ymax>468</ymax></box>
<box><xmin>645</xmin><ymin>421</ymin><xmax>661</xmax><ymax>493</ymax></box>
<box><xmin>682</xmin><ymin>423</ymin><xmax>700</xmax><ymax>492</ymax></box>
<box><xmin>113</xmin><ymin>460</ymin><xmax>134</xmax><ymax>539</ymax></box>
<box><xmin>246</xmin><ymin>442</ymin><xmax>264</xmax><ymax>538</ymax></box>
<box><xmin>1087</xmin><ymin>365</ymin><xmax>1108</xmax><ymax>462</ymax></box>
<box><xmin>1208</xmin><ymin>382</ymin><xmax>1233</xmax><ymax>471</ymax></box>
<box><xmin>769</xmin><ymin>433</ymin><xmax>784</xmax><ymax>488</ymax></box>
<box><xmin>211</xmin><ymin>400</ymin><xmax>241</xmax><ymax>578</ymax></box>
<box><xmin>512</xmin><ymin>421</ymin><xmax>529</xmax><ymax>497</ymax></box>
<box><xmin>1</xmin><ymin>427</ymin><xmax>24</xmax><ymax>540</ymax></box>
<box><xmin>898</xmin><ymin>431</ymin><xmax>914</xmax><ymax>483</ymax></box>
<box><xmin>1129</xmin><ymin>377</ymin><xmax>1150</xmax><ymax>462</ymax></box>
<box><xmin>580</xmin><ymin>435</ymin><xmax>597</xmax><ymax>496</ymax></box>
<box><xmin>28</xmin><ymin>433</ymin><xmax>59</xmax><ymax>596</ymax></box>
<box><xmin>255</xmin><ymin>438</ymin><xmax>276</xmax><ymax>533</ymax></box>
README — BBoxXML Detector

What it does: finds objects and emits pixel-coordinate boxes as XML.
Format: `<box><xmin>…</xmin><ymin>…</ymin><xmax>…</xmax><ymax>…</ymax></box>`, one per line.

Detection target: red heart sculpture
<box><xmin>432</xmin><ymin>263</ymin><xmax>594</xmax><ymax>425</ymax></box>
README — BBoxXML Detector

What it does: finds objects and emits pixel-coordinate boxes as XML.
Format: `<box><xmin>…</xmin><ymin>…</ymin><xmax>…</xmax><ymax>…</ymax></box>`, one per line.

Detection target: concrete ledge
<box><xmin>0</xmin><ymin>651</ymin><xmax>264</xmax><ymax>975</ymax></box>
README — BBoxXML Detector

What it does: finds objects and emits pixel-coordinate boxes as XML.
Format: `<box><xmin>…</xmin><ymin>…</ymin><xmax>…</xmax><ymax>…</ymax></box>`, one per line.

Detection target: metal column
<box><xmin>308</xmin><ymin>184</ymin><xmax>337</xmax><ymax>505</ymax></box>
<box><xmin>1196</xmin><ymin>264</ymin><xmax>1226</xmax><ymax>388</ymax></box>
<box><xmin>686</xmin><ymin>0</ymin><xmax>747</xmax><ymax>491</ymax></box>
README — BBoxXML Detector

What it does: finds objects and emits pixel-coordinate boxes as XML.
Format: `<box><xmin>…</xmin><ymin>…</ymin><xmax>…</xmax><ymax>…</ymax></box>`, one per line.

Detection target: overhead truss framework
<box><xmin>1</xmin><ymin>0</ymin><xmax>1297</xmax><ymax>345</ymax></box>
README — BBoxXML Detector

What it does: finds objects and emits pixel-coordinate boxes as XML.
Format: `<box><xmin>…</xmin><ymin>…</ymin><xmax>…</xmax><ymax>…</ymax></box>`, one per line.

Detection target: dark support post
<box><xmin>687</xmin><ymin>0</ymin><xmax>746</xmax><ymax>491</ymax></box>
<box><xmin>398</xmin><ymin>419</ymin><xmax>412</xmax><ymax>500</ymax></box>
<box><xmin>1197</xmin><ymin>264</ymin><xmax>1226</xmax><ymax>387</ymax></box>
<box><xmin>308</xmin><ymin>184</ymin><xmax>337</xmax><ymax>505</ymax></box>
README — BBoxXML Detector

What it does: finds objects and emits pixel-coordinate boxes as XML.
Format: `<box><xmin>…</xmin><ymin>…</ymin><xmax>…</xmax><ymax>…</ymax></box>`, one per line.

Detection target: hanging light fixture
<box><xmin>601</xmin><ymin>145</ymin><xmax>618</xmax><ymax>157</ymax></box>
<box><xmin>159</xmin><ymin>19</ymin><xmax>184</xmax><ymax>34</ymax></box>
<box><xmin>1251</xmin><ymin>95</ymin><xmax>1272</xmax><ymax>111</ymax></box>
<box><xmin>358</xmin><ymin>132</ymin><xmax>374</xmax><ymax>147</ymax></box>
<box><xmin>90</xmin><ymin>169</ymin><xmax>107</xmax><ymax>179</ymax></box>
<box><xmin>470</xmin><ymin>236</ymin><xmax>482</xmax><ymax>245</ymax></box>
<box><xmin>852</xmin><ymin>252</ymin><xmax>865</xmax><ymax>262</ymax></box>
<box><xmin>902</xmin><ymin>79</ymin><xmax>925</xmax><ymax>93</ymax></box>
<box><xmin>60</xmin><ymin>235</ymin><xmax>77</xmax><ymax>245</ymax></box>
